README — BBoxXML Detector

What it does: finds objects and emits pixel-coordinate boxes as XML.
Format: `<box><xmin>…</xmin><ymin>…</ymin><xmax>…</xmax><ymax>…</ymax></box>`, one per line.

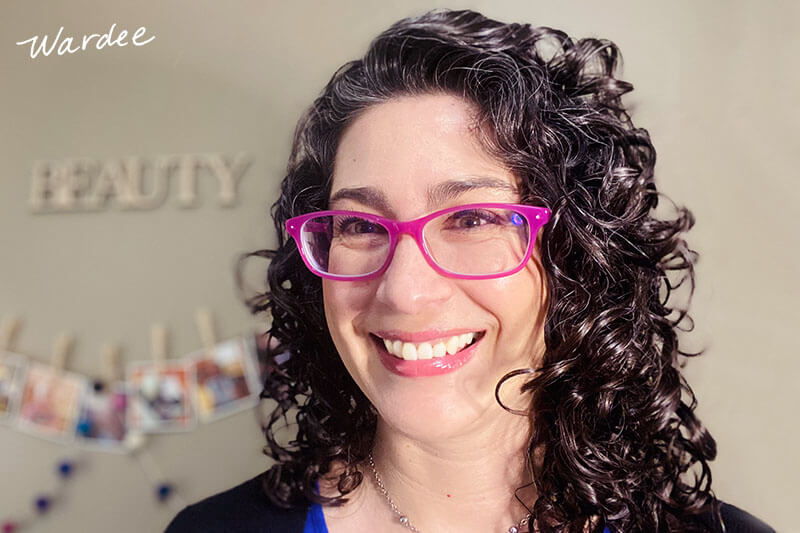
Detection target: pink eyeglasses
<box><xmin>286</xmin><ymin>203</ymin><xmax>550</xmax><ymax>281</ymax></box>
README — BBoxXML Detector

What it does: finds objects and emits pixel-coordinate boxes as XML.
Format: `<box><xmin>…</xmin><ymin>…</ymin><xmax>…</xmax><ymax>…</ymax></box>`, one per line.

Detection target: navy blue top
<box><xmin>302</xmin><ymin>502</ymin><xmax>611</xmax><ymax>532</ymax></box>
<box><xmin>165</xmin><ymin>473</ymin><xmax>775</xmax><ymax>532</ymax></box>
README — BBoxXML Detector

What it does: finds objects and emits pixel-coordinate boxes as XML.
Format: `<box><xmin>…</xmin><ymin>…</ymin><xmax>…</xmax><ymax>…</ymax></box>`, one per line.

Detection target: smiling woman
<box><xmin>165</xmin><ymin>8</ymin><xmax>774</xmax><ymax>533</ymax></box>
<box><xmin>319</xmin><ymin>96</ymin><xmax>550</xmax><ymax>450</ymax></box>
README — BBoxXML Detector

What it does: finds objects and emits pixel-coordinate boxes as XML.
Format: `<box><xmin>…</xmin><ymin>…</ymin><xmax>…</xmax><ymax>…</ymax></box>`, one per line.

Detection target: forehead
<box><xmin>330</xmin><ymin>94</ymin><xmax>519</xmax><ymax>215</ymax></box>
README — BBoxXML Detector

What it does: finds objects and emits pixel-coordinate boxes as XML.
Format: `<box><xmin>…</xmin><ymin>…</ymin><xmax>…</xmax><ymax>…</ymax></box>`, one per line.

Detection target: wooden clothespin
<box><xmin>0</xmin><ymin>315</ymin><xmax>22</xmax><ymax>353</ymax></box>
<box><xmin>52</xmin><ymin>332</ymin><xmax>74</xmax><ymax>372</ymax></box>
<box><xmin>150</xmin><ymin>324</ymin><xmax>168</xmax><ymax>372</ymax></box>
<box><xmin>194</xmin><ymin>308</ymin><xmax>217</xmax><ymax>354</ymax></box>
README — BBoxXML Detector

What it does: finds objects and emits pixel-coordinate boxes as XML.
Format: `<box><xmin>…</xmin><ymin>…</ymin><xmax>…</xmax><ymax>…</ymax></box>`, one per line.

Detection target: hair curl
<box><xmin>239</xmin><ymin>9</ymin><xmax>720</xmax><ymax>532</ymax></box>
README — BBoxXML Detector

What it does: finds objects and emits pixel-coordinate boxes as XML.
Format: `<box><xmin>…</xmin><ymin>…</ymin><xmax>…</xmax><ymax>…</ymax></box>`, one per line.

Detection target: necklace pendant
<box><xmin>399</xmin><ymin>516</ymin><xmax>409</xmax><ymax>526</ymax></box>
<box><xmin>508</xmin><ymin>527</ymin><xmax>519</xmax><ymax>533</ymax></box>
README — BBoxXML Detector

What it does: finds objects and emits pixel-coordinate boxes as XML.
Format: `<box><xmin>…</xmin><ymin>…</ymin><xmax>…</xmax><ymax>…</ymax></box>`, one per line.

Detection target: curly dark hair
<box><xmin>239</xmin><ymin>8</ymin><xmax>721</xmax><ymax>532</ymax></box>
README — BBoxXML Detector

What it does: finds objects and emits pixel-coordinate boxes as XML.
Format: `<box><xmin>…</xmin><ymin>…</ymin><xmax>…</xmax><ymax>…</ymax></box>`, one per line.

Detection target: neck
<box><xmin>368</xmin><ymin>411</ymin><xmax>536</xmax><ymax>532</ymax></box>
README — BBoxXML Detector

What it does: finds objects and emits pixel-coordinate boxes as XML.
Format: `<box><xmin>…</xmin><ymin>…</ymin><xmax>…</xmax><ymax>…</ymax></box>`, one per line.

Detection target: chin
<box><xmin>367</xmin><ymin>363</ymin><xmax>503</xmax><ymax>440</ymax></box>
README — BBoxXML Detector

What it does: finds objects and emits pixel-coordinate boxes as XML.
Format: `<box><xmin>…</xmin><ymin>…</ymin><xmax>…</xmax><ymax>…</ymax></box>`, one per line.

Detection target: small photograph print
<box><xmin>126</xmin><ymin>362</ymin><xmax>194</xmax><ymax>433</ymax></box>
<box><xmin>0</xmin><ymin>353</ymin><xmax>27</xmax><ymax>423</ymax></box>
<box><xmin>16</xmin><ymin>362</ymin><xmax>84</xmax><ymax>441</ymax></box>
<box><xmin>192</xmin><ymin>337</ymin><xmax>260</xmax><ymax>422</ymax></box>
<box><xmin>76</xmin><ymin>381</ymin><xmax>127</xmax><ymax>451</ymax></box>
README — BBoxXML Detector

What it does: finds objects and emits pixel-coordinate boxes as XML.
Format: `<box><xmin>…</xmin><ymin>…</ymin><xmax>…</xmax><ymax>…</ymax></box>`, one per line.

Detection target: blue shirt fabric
<box><xmin>164</xmin><ymin>472</ymin><xmax>773</xmax><ymax>532</ymax></box>
<box><xmin>302</xmin><ymin>503</ymin><xmax>612</xmax><ymax>532</ymax></box>
<box><xmin>302</xmin><ymin>503</ymin><xmax>328</xmax><ymax>533</ymax></box>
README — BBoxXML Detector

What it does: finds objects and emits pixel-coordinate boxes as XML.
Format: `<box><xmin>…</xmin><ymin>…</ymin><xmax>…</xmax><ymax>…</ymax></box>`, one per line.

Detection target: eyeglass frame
<box><xmin>285</xmin><ymin>202</ymin><xmax>551</xmax><ymax>282</ymax></box>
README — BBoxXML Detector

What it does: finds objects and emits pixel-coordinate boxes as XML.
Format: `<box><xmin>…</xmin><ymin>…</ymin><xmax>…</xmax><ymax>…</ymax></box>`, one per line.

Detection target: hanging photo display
<box><xmin>190</xmin><ymin>336</ymin><xmax>260</xmax><ymax>422</ymax></box>
<box><xmin>126</xmin><ymin>360</ymin><xmax>196</xmax><ymax>433</ymax></box>
<box><xmin>0</xmin><ymin>320</ymin><xmax>271</xmax><ymax>531</ymax></box>
<box><xmin>76</xmin><ymin>381</ymin><xmax>128</xmax><ymax>452</ymax></box>
<box><xmin>0</xmin><ymin>329</ymin><xmax>265</xmax><ymax>449</ymax></box>
<box><xmin>16</xmin><ymin>362</ymin><xmax>85</xmax><ymax>442</ymax></box>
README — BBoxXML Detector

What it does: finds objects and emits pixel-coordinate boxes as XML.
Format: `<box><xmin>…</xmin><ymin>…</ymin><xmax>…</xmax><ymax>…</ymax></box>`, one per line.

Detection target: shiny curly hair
<box><xmin>240</xmin><ymin>8</ymin><xmax>721</xmax><ymax>532</ymax></box>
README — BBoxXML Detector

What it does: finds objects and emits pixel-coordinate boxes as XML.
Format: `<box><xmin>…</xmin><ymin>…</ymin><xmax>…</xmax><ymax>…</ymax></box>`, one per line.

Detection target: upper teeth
<box><xmin>381</xmin><ymin>333</ymin><xmax>476</xmax><ymax>360</ymax></box>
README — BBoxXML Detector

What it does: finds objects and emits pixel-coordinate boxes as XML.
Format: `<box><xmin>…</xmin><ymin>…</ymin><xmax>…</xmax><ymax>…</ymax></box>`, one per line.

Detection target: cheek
<box><xmin>322</xmin><ymin>280</ymin><xmax>376</xmax><ymax>338</ymax></box>
<box><xmin>322</xmin><ymin>280</ymin><xmax>379</xmax><ymax>394</ymax></box>
<box><xmin>473</xmin><ymin>260</ymin><xmax>547</xmax><ymax>345</ymax></box>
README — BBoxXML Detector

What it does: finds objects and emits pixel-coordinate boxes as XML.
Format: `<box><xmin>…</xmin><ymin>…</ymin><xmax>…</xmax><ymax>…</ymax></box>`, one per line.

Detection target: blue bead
<box><xmin>156</xmin><ymin>483</ymin><xmax>173</xmax><ymax>501</ymax></box>
<box><xmin>77</xmin><ymin>419</ymin><xmax>93</xmax><ymax>436</ymax></box>
<box><xmin>34</xmin><ymin>496</ymin><xmax>51</xmax><ymax>513</ymax></box>
<box><xmin>58</xmin><ymin>461</ymin><xmax>74</xmax><ymax>477</ymax></box>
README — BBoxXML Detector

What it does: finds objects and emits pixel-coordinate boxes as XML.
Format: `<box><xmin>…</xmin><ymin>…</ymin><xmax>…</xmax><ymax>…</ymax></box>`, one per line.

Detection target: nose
<box><xmin>374</xmin><ymin>233</ymin><xmax>454</xmax><ymax>314</ymax></box>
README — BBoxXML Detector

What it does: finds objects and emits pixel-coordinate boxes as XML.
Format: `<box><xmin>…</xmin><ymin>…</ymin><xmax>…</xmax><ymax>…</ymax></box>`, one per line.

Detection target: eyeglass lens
<box><xmin>299</xmin><ymin>207</ymin><xmax>531</xmax><ymax>277</ymax></box>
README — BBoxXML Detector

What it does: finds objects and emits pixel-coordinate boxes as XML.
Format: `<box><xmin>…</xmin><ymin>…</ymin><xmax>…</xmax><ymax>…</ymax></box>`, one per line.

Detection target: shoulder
<box><xmin>164</xmin><ymin>473</ymin><xmax>309</xmax><ymax>533</ymax></box>
<box><xmin>693</xmin><ymin>500</ymin><xmax>775</xmax><ymax>533</ymax></box>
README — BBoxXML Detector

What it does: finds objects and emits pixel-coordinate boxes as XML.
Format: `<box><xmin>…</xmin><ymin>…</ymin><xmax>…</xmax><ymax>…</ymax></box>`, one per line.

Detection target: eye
<box><xmin>335</xmin><ymin>216</ymin><xmax>386</xmax><ymax>236</ymax></box>
<box><xmin>445</xmin><ymin>209</ymin><xmax>503</xmax><ymax>229</ymax></box>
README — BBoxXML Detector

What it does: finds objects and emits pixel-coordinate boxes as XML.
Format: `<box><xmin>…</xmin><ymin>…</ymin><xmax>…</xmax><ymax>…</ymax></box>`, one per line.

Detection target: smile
<box><xmin>370</xmin><ymin>331</ymin><xmax>485</xmax><ymax>377</ymax></box>
<box><xmin>375</xmin><ymin>332</ymin><xmax>481</xmax><ymax>360</ymax></box>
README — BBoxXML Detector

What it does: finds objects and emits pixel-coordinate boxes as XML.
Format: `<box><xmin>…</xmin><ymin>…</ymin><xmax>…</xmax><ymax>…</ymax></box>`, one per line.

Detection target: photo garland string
<box><xmin>0</xmin><ymin>311</ymin><xmax>273</xmax><ymax>532</ymax></box>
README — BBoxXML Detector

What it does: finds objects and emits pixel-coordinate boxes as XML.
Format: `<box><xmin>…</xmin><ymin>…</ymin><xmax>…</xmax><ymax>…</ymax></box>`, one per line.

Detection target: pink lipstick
<box><xmin>374</xmin><ymin>333</ymin><xmax>482</xmax><ymax>377</ymax></box>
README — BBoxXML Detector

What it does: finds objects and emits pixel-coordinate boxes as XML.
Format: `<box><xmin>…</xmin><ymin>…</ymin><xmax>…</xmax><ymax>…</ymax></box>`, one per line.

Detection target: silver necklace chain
<box><xmin>367</xmin><ymin>453</ymin><xmax>530</xmax><ymax>533</ymax></box>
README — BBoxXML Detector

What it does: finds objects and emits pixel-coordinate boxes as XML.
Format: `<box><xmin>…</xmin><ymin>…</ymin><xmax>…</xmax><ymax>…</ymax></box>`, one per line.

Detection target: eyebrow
<box><xmin>427</xmin><ymin>177</ymin><xmax>517</xmax><ymax>207</ymax></box>
<box><xmin>328</xmin><ymin>177</ymin><xmax>517</xmax><ymax>216</ymax></box>
<box><xmin>328</xmin><ymin>187</ymin><xmax>395</xmax><ymax>216</ymax></box>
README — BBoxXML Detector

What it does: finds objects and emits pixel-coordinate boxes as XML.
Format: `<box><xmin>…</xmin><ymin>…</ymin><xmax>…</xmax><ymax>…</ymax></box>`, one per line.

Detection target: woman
<box><xmin>167</xmin><ymin>9</ymin><xmax>773</xmax><ymax>533</ymax></box>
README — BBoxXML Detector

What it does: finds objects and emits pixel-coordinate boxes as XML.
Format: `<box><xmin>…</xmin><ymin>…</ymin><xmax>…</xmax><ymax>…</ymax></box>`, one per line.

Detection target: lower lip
<box><xmin>377</xmin><ymin>337</ymin><xmax>481</xmax><ymax>377</ymax></box>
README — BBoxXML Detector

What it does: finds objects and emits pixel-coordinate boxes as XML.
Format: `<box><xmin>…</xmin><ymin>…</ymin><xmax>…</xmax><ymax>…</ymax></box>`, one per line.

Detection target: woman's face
<box><xmin>323</xmin><ymin>94</ymin><xmax>548</xmax><ymax>441</ymax></box>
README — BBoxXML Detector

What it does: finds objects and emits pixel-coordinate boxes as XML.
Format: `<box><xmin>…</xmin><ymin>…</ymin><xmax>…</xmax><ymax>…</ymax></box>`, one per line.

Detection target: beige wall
<box><xmin>1</xmin><ymin>1</ymin><xmax>796</xmax><ymax>531</ymax></box>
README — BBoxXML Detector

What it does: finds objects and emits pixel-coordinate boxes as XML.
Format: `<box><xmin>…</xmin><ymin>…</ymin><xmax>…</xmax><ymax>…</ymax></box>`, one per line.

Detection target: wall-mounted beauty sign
<box><xmin>29</xmin><ymin>153</ymin><xmax>251</xmax><ymax>213</ymax></box>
